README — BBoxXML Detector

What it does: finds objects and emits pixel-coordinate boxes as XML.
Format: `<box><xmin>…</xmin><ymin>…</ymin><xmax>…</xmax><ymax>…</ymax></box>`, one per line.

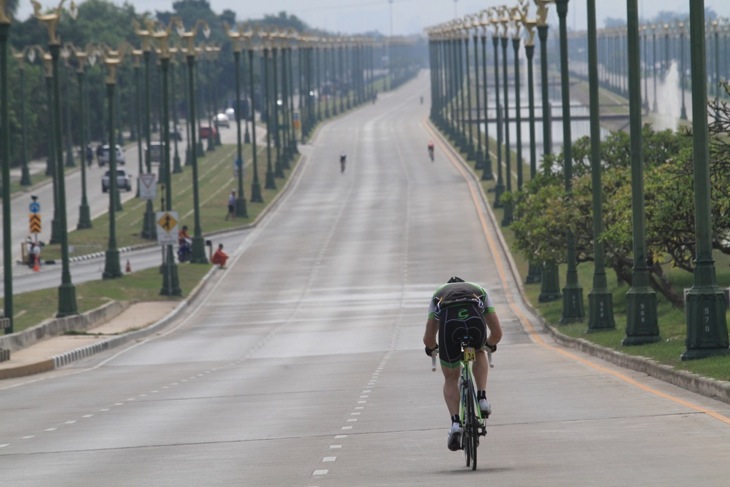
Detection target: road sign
<box><xmin>29</xmin><ymin>201</ymin><xmax>40</xmax><ymax>213</ymax></box>
<box><xmin>29</xmin><ymin>214</ymin><xmax>42</xmax><ymax>234</ymax></box>
<box><xmin>156</xmin><ymin>211</ymin><xmax>179</xmax><ymax>245</ymax></box>
<box><xmin>139</xmin><ymin>173</ymin><xmax>157</xmax><ymax>200</ymax></box>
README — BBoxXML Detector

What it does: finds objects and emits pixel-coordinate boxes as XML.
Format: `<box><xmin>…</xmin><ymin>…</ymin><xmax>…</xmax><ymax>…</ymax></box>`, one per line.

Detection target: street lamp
<box><xmin>1</xmin><ymin>0</ymin><xmax>13</xmax><ymax>331</ymax></box>
<box><xmin>169</xmin><ymin>46</ymin><xmax>183</xmax><ymax>174</ymax></box>
<box><xmin>224</xmin><ymin>21</ymin><xmax>249</xmax><ymax>218</ymax></box>
<box><xmin>243</xmin><ymin>27</ymin><xmax>264</xmax><ymax>203</ymax></box>
<box><xmin>586</xmin><ymin>0</ymin><xmax>615</xmax><ymax>331</ymax></box>
<box><xmin>470</xmin><ymin>14</ymin><xmax>484</xmax><ymax>171</ymax></box>
<box><xmin>100</xmin><ymin>44</ymin><xmax>124</xmax><ymax>279</ymax></box>
<box><xmin>10</xmin><ymin>47</ymin><xmax>33</xmax><ymax>186</ymax></box>
<box><xmin>133</xmin><ymin>19</ymin><xmax>157</xmax><ymax>240</ymax></box>
<box><xmin>69</xmin><ymin>43</ymin><xmax>97</xmax><ymax>230</ymax></box>
<box><xmin>33</xmin><ymin>0</ymin><xmax>78</xmax><ymax>316</ymax></box>
<box><xmin>261</xmin><ymin>29</ymin><xmax>277</xmax><ymax>190</ymax></box>
<box><xmin>555</xmin><ymin>0</ymin><xmax>585</xmax><ymax>323</ymax></box>
<box><xmin>535</xmin><ymin>0</ymin><xmax>561</xmax><ymax>303</ymax></box>
<box><xmin>623</xmin><ymin>0</ymin><xmax>659</xmax><ymax>345</ymax></box>
<box><xmin>478</xmin><ymin>11</ymin><xmax>494</xmax><ymax>181</ymax></box>
<box><xmin>176</xmin><ymin>18</ymin><xmax>211</xmax><ymax>266</ymax></box>
<box><xmin>488</xmin><ymin>7</ymin><xmax>504</xmax><ymax>208</ymax></box>
<box><xmin>499</xmin><ymin>5</ymin><xmax>513</xmax><ymax>224</ymax></box>
<box><xmin>512</xmin><ymin>2</ymin><xmax>527</xmax><ymax>194</ymax></box>
<box><xmin>678</xmin><ymin>21</ymin><xmax>687</xmax><ymax>120</ymax></box>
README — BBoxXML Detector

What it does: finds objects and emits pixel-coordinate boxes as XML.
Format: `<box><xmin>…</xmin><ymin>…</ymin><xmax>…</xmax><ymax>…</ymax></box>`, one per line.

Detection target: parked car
<box><xmin>225</xmin><ymin>107</ymin><xmax>235</xmax><ymax>121</ymax></box>
<box><xmin>199</xmin><ymin>125</ymin><xmax>218</xmax><ymax>139</ymax></box>
<box><xmin>214</xmin><ymin>113</ymin><xmax>229</xmax><ymax>128</ymax></box>
<box><xmin>101</xmin><ymin>168</ymin><xmax>133</xmax><ymax>193</ymax></box>
<box><xmin>98</xmin><ymin>144</ymin><xmax>125</xmax><ymax>166</ymax></box>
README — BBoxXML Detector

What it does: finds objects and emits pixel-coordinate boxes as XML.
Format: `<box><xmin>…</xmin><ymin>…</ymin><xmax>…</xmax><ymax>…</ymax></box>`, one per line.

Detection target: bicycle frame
<box><xmin>459</xmin><ymin>344</ymin><xmax>489</xmax><ymax>470</ymax></box>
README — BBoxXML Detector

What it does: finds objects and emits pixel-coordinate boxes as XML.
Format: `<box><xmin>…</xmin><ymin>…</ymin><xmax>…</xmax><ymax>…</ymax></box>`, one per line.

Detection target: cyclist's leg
<box><xmin>441</xmin><ymin>365</ymin><xmax>461</xmax><ymax>416</ymax></box>
<box><xmin>473</xmin><ymin>350</ymin><xmax>488</xmax><ymax>391</ymax></box>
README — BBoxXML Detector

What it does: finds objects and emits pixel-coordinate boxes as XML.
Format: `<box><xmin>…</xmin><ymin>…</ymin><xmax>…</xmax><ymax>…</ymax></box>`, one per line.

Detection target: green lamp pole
<box><xmin>262</xmin><ymin>33</ymin><xmax>276</xmax><ymax>191</ymax></box>
<box><xmin>462</xmin><ymin>20</ymin><xmax>475</xmax><ymax>161</ymax></box>
<box><xmin>535</xmin><ymin>0</ymin><xmax>561</xmax><ymax>303</ymax></box>
<box><xmin>134</xmin><ymin>20</ymin><xmax>157</xmax><ymax>240</ymax></box>
<box><xmin>170</xmin><ymin>47</ymin><xmax>182</xmax><ymax>174</ymax></box>
<box><xmin>651</xmin><ymin>25</ymin><xmax>658</xmax><ymax>113</ymax></box>
<box><xmin>489</xmin><ymin>8</ymin><xmax>505</xmax><ymax>208</ymax></box>
<box><xmin>10</xmin><ymin>48</ymin><xmax>32</xmax><ymax>186</ymax></box>
<box><xmin>272</xmin><ymin>38</ymin><xmax>284</xmax><ymax>179</ymax></box>
<box><xmin>177</xmin><ymin>19</ymin><xmax>210</xmax><ymax>265</ymax></box>
<box><xmin>40</xmin><ymin>50</ymin><xmax>61</xmax><ymax>245</ymax></box>
<box><xmin>478</xmin><ymin>14</ymin><xmax>494</xmax><ymax>181</ymax></box>
<box><xmin>131</xmin><ymin>49</ymin><xmax>144</xmax><ymax>197</ymax></box>
<box><xmin>682</xmin><ymin>1</ymin><xmax>729</xmax><ymax>360</ymax></box>
<box><xmin>555</xmin><ymin>0</ymin><xmax>584</xmax><ymax>323</ymax></box>
<box><xmin>499</xmin><ymin>6</ymin><xmax>513</xmax><ymax>225</ymax></box>
<box><xmin>72</xmin><ymin>45</ymin><xmax>94</xmax><ymax>229</ymax></box>
<box><xmin>471</xmin><ymin>15</ymin><xmax>484</xmax><ymax>171</ymax></box>
<box><xmin>101</xmin><ymin>48</ymin><xmax>122</xmax><ymax>279</ymax></box>
<box><xmin>224</xmin><ymin>22</ymin><xmax>249</xmax><ymax>219</ymax></box>
<box><xmin>623</xmin><ymin>0</ymin><xmax>659</xmax><ymax>345</ymax></box>
<box><xmin>522</xmin><ymin>6</ymin><xmax>542</xmax><ymax>284</ymax></box>
<box><xmin>678</xmin><ymin>22</ymin><xmax>687</xmax><ymax>121</ymax></box>
<box><xmin>586</xmin><ymin>0</ymin><xmax>615</xmax><ymax>331</ymax></box>
<box><xmin>1</xmin><ymin>1</ymin><xmax>12</xmax><ymax>331</ymax></box>
<box><xmin>246</xmin><ymin>29</ymin><xmax>264</xmax><ymax>203</ymax></box>
<box><xmin>512</xmin><ymin>3</ymin><xmax>526</xmax><ymax>194</ymax></box>
<box><xmin>35</xmin><ymin>1</ymin><xmax>78</xmax><ymax>316</ymax></box>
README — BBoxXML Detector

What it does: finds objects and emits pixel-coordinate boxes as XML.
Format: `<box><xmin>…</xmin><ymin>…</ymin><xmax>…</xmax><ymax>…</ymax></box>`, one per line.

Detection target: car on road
<box><xmin>98</xmin><ymin>144</ymin><xmax>125</xmax><ymax>166</ymax></box>
<box><xmin>225</xmin><ymin>107</ymin><xmax>235</xmax><ymax>121</ymax></box>
<box><xmin>199</xmin><ymin>125</ymin><xmax>218</xmax><ymax>139</ymax></box>
<box><xmin>214</xmin><ymin>113</ymin><xmax>229</xmax><ymax>128</ymax></box>
<box><xmin>102</xmin><ymin>168</ymin><xmax>133</xmax><ymax>193</ymax></box>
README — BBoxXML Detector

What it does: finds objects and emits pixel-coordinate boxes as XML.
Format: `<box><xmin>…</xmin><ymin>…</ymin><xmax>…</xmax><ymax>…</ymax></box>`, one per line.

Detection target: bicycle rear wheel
<box><xmin>466</xmin><ymin>388</ymin><xmax>478</xmax><ymax>470</ymax></box>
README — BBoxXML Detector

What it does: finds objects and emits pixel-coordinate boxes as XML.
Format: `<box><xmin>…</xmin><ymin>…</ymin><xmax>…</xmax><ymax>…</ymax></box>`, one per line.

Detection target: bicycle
<box><xmin>431</xmin><ymin>339</ymin><xmax>494</xmax><ymax>470</ymax></box>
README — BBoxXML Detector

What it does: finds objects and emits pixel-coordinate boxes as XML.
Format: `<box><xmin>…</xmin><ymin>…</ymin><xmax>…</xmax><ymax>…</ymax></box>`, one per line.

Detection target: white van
<box><xmin>98</xmin><ymin>144</ymin><xmax>125</xmax><ymax>166</ymax></box>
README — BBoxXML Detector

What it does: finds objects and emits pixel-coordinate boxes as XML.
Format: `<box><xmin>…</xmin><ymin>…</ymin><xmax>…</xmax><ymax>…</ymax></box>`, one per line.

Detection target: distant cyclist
<box><xmin>423</xmin><ymin>277</ymin><xmax>503</xmax><ymax>451</ymax></box>
<box><xmin>427</xmin><ymin>141</ymin><xmax>434</xmax><ymax>161</ymax></box>
<box><xmin>340</xmin><ymin>152</ymin><xmax>347</xmax><ymax>173</ymax></box>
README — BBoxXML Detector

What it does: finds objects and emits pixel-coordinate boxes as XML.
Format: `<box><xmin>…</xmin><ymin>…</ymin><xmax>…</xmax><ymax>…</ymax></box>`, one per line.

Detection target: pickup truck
<box><xmin>101</xmin><ymin>169</ymin><xmax>133</xmax><ymax>193</ymax></box>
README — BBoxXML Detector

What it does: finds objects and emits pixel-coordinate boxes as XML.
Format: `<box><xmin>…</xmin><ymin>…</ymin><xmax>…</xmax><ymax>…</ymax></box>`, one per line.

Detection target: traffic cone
<box><xmin>33</xmin><ymin>256</ymin><xmax>40</xmax><ymax>272</ymax></box>
<box><xmin>125</xmin><ymin>260</ymin><xmax>131</xmax><ymax>273</ymax></box>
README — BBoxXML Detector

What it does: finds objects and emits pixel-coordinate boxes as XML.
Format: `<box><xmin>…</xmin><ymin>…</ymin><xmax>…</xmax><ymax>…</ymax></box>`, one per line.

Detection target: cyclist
<box><xmin>423</xmin><ymin>276</ymin><xmax>502</xmax><ymax>451</ymax></box>
<box><xmin>427</xmin><ymin>141</ymin><xmax>434</xmax><ymax>161</ymax></box>
<box><xmin>340</xmin><ymin>152</ymin><xmax>347</xmax><ymax>173</ymax></box>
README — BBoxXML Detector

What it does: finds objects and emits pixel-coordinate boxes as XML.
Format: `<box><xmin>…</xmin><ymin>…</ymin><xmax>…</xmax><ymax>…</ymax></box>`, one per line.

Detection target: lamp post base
<box><xmin>173</xmin><ymin>153</ymin><xmax>182</xmax><ymax>173</ymax></box>
<box><xmin>682</xmin><ymin>287</ymin><xmax>729</xmax><ymax>360</ymax></box>
<box><xmin>160</xmin><ymin>246</ymin><xmax>182</xmax><ymax>296</ymax></box>
<box><xmin>250</xmin><ymin>182</ymin><xmax>264</xmax><ymax>203</ymax></box>
<box><xmin>77</xmin><ymin>202</ymin><xmax>92</xmax><ymax>229</ymax></box>
<box><xmin>236</xmin><ymin>197</ymin><xmax>248</xmax><ymax>218</ymax></box>
<box><xmin>539</xmin><ymin>262</ymin><xmax>562</xmax><ymax>303</ymax></box>
<box><xmin>622</xmin><ymin>287</ymin><xmax>660</xmax><ymax>345</ymax></box>
<box><xmin>141</xmin><ymin>201</ymin><xmax>157</xmax><ymax>239</ymax></box>
<box><xmin>103</xmin><ymin>248</ymin><xmax>122</xmax><ymax>279</ymax></box>
<box><xmin>190</xmin><ymin>236</ymin><xmax>208</xmax><ymax>264</ymax></box>
<box><xmin>587</xmin><ymin>290</ymin><xmax>616</xmax><ymax>332</ymax></box>
<box><xmin>20</xmin><ymin>167</ymin><xmax>32</xmax><ymax>186</ymax></box>
<box><xmin>56</xmin><ymin>283</ymin><xmax>78</xmax><ymax>318</ymax></box>
<box><xmin>560</xmin><ymin>284</ymin><xmax>585</xmax><ymax>324</ymax></box>
<box><xmin>525</xmin><ymin>261</ymin><xmax>542</xmax><ymax>284</ymax></box>
<box><xmin>265</xmin><ymin>171</ymin><xmax>276</xmax><ymax>190</ymax></box>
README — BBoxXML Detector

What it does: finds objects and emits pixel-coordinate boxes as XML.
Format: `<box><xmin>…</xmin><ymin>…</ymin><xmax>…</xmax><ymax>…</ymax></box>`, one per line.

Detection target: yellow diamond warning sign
<box><xmin>155</xmin><ymin>211</ymin><xmax>179</xmax><ymax>245</ymax></box>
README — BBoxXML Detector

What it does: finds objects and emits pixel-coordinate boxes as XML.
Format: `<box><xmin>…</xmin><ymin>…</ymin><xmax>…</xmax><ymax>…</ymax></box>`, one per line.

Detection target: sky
<box><xmin>14</xmin><ymin>0</ymin><xmax>730</xmax><ymax>36</ymax></box>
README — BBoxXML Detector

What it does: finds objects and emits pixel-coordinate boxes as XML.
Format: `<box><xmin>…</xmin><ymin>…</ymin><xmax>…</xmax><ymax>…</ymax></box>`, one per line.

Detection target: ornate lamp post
<box><xmin>651</xmin><ymin>24</ymin><xmax>658</xmax><ymax>113</ymax></box>
<box><xmin>521</xmin><ymin>4</ymin><xmax>542</xmax><ymax>284</ymax></box>
<box><xmin>271</xmin><ymin>30</ymin><xmax>284</xmax><ymax>179</ymax></box>
<box><xmin>33</xmin><ymin>0</ymin><xmax>78</xmax><ymax>316</ymax></box>
<box><xmin>586</xmin><ymin>0</ymin><xmax>615</xmax><ymax>331</ymax></box>
<box><xmin>169</xmin><ymin>46</ymin><xmax>183</xmax><ymax>174</ymax></box>
<box><xmin>10</xmin><ymin>47</ymin><xmax>33</xmax><ymax>186</ymax></box>
<box><xmin>469</xmin><ymin>14</ymin><xmax>483</xmax><ymax>170</ymax></box>
<box><xmin>70</xmin><ymin>43</ymin><xmax>97</xmax><ymax>229</ymax></box>
<box><xmin>130</xmin><ymin>48</ymin><xmax>144</xmax><ymax>197</ymax></box>
<box><xmin>133</xmin><ymin>19</ymin><xmax>157</xmax><ymax>240</ymax></box>
<box><xmin>555</xmin><ymin>0</ymin><xmax>585</xmax><ymax>323</ymax></box>
<box><xmin>499</xmin><ymin>5</ymin><xmax>513</xmax><ymax>225</ymax></box>
<box><xmin>623</xmin><ymin>0</ymin><xmax>659</xmax><ymax>345</ymax></box>
<box><xmin>1</xmin><ymin>0</ymin><xmax>12</xmax><ymax>331</ymax></box>
<box><xmin>224</xmin><ymin>22</ymin><xmax>249</xmax><ymax>218</ymax></box>
<box><xmin>535</xmin><ymin>0</ymin><xmax>561</xmax><ymax>303</ymax></box>
<box><xmin>682</xmin><ymin>1</ymin><xmax>729</xmax><ymax>360</ymax></box>
<box><xmin>244</xmin><ymin>27</ymin><xmax>264</xmax><ymax>203</ymax></box>
<box><xmin>59</xmin><ymin>44</ymin><xmax>74</xmax><ymax>169</ymax></box>
<box><xmin>462</xmin><ymin>18</ymin><xmax>475</xmax><ymax>161</ymax></box>
<box><xmin>488</xmin><ymin>7</ymin><xmax>505</xmax><ymax>208</ymax></box>
<box><xmin>101</xmin><ymin>45</ymin><xmax>124</xmax><ymax>279</ymax></box>
<box><xmin>476</xmin><ymin>12</ymin><xmax>493</xmax><ymax>181</ymax></box>
<box><xmin>176</xmin><ymin>18</ymin><xmax>211</xmax><ymax>266</ymax></box>
<box><xmin>512</xmin><ymin>2</ymin><xmax>527</xmax><ymax>194</ymax></box>
<box><xmin>678</xmin><ymin>21</ymin><xmax>687</xmax><ymax>121</ymax></box>
<box><xmin>261</xmin><ymin>30</ymin><xmax>277</xmax><ymax>190</ymax></box>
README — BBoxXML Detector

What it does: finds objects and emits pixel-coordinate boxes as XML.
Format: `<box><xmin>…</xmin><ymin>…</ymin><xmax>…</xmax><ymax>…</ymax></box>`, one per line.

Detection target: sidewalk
<box><xmin>0</xmin><ymin>301</ymin><xmax>178</xmax><ymax>380</ymax></box>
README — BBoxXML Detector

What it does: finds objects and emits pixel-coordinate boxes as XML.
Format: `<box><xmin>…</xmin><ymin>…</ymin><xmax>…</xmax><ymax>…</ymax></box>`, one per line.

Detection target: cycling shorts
<box><xmin>438</xmin><ymin>302</ymin><xmax>487</xmax><ymax>368</ymax></box>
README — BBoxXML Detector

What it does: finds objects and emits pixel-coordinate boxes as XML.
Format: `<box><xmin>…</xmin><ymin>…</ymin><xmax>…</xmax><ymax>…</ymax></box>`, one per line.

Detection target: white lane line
<box><xmin>312</xmin><ymin>470</ymin><xmax>328</xmax><ymax>476</ymax></box>
<box><xmin>341</xmin><ymin>426</ymin><xmax>353</xmax><ymax>430</ymax></box>
<box><xmin>0</xmin><ymin>444</ymin><xmax>9</xmax><ymax>448</ymax></box>
<box><xmin>335</xmin><ymin>435</ymin><xmax>347</xmax><ymax>439</ymax></box>
<box><xmin>347</xmin><ymin>419</ymin><xmax>357</xmax><ymax>422</ymax></box>
<box><xmin>330</xmin><ymin>445</ymin><xmax>342</xmax><ymax>449</ymax></box>
<box><xmin>322</xmin><ymin>457</ymin><xmax>336</xmax><ymax>462</ymax></box>
<box><xmin>21</xmin><ymin>436</ymin><xmax>34</xmax><ymax>439</ymax></box>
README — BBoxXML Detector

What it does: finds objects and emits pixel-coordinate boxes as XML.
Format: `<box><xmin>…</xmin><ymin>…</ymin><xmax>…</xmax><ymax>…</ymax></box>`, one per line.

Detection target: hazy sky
<box><xmin>14</xmin><ymin>0</ymin><xmax>730</xmax><ymax>36</ymax></box>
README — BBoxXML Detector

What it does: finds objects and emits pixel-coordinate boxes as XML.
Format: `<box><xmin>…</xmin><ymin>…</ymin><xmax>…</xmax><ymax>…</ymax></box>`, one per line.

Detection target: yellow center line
<box><xmin>425</xmin><ymin>119</ymin><xmax>730</xmax><ymax>426</ymax></box>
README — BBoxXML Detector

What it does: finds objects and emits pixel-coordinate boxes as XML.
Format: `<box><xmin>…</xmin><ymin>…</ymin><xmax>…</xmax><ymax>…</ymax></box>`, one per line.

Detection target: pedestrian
<box><xmin>211</xmin><ymin>243</ymin><xmax>229</xmax><ymax>268</ymax></box>
<box><xmin>225</xmin><ymin>191</ymin><xmax>236</xmax><ymax>220</ymax></box>
<box><xmin>86</xmin><ymin>144</ymin><xmax>94</xmax><ymax>166</ymax></box>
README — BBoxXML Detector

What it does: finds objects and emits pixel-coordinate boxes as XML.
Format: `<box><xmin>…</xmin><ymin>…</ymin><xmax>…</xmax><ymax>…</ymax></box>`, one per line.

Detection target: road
<box><xmin>1</xmin><ymin>72</ymin><xmax>730</xmax><ymax>486</ymax></box>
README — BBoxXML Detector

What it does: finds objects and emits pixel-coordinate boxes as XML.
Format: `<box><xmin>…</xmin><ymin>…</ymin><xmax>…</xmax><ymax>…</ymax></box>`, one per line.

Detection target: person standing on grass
<box><xmin>226</xmin><ymin>191</ymin><xmax>236</xmax><ymax>220</ymax></box>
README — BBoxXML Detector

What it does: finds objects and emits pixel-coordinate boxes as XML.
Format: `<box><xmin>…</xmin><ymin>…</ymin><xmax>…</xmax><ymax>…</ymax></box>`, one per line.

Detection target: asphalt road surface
<box><xmin>1</xmin><ymin>72</ymin><xmax>730</xmax><ymax>486</ymax></box>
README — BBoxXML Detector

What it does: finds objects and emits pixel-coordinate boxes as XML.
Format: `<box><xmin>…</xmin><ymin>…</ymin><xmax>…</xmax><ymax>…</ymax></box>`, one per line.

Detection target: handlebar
<box><xmin>429</xmin><ymin>347</ymin><xmax>495</xmax><ymax>371</ymax></box>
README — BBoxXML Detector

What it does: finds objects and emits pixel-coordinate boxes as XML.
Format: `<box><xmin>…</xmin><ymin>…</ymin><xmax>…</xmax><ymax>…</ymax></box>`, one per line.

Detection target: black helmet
<box><xmin>447</xmin><ymin>276</ymin><xmax>464</xmax><ymax>283</ymax></box>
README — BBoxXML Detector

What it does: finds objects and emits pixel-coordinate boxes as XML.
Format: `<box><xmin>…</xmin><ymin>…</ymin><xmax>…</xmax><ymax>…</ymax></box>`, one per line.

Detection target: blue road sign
<box><xmin>29</xmin><ymin>202</ymin><xmax>40</xmax><ymax>214</ymax></box>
